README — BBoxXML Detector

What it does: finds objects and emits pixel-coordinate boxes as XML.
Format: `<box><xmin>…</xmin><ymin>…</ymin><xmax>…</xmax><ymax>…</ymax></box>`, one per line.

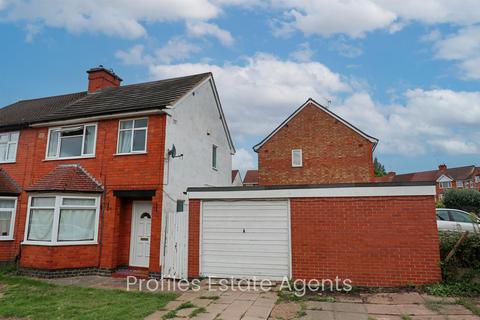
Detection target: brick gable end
<box><xmin>258</xmin><ymin>103</ymin><xmax>375</xmax><ymax>185</ymax></box>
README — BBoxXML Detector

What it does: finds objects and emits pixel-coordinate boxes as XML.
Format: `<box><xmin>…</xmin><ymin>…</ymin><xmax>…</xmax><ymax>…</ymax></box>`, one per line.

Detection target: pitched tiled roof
<box><xmin>0</xmin><ymin>73</ymin><xmax>211</xmax><ymax>129</ymax></box>
<box><xmin>26</xmin><ymin>164</ymin><xmax>103</xmax><ymax>193</ymax></box>
<box><xmin>0</xmin><ymin>92</ymin><xmax>87</xmax><ymax>130</ymax></box>
<box><xmin>0</xmin><ymin>169</ymin><xmax>21</xmax><ymax>195</ymax></box>
<box><xmin>392</xmin><ymin>165</ymin><xmax>476</xmax><ymax>182</ymax></box>
<box><xmin>243</xmin><ymin>170</ymin><xmax>259</xmax><ymax>185</ymax></box>
<box><xmin>231</xmin><ymin>170</ymin><xmax>240</xmax><ymax>183</ymax></box>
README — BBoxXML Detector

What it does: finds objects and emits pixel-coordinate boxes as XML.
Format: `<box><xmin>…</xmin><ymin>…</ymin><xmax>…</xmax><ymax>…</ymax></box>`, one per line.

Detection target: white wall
<box><xmin>161</xmin><ymin>78</ymin><xmax>234</xmax><ymax>264</ymax></box>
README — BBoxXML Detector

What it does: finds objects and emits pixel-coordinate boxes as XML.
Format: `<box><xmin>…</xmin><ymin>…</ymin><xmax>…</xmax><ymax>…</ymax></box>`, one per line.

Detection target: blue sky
<box><xmin>1</xmin><ymin>1</ymin><xmax>479</xmax><ymax>174</ymax></box>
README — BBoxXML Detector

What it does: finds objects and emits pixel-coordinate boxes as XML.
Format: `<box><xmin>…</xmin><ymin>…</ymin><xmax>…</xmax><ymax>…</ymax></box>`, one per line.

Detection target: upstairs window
<box><xmin>47</xmin><ymin>124</ymin><xmax>97</xmax><ymax>159</ymax></box>
<box><xmin>439</xmin><ymin>181</ymin><xmax>452</xmax><ymax>189</ymax></box>
<box><xmin>212</xmin><ymin>145</ymin><xmax>218</xmax><ymax>169</ymax></box>
<box><xmin>117</xmin><ymin>118</ymin><xmax>148</xmax><ymax>154</ymax></box>
<box><xmin>0</xmin><ymin>198</ymin><xmax>17</xmax><ymax>240</ymax></box>
<box><xmin>0</xmin><ymin>132</ymin><xmax>19</xmax><ymax>163</ymax></box>
<box><xmin>476</xmin><ymin>176</ymin><xmax>480</xmax><ymax>183</ymax></box>
<box><xmin>457</xmin><ymin>180</ymin><xmax>464</xmax><ymax>188</ymax></box>
<box><xmin>292</xmin><ymin>149</ymin><xmax>303</xmax><ymax>167</ymax></box>
<box><xmin>176</xmin><ymin>200</ymin><xmax>185</xmax><ymax>212</ymax></box>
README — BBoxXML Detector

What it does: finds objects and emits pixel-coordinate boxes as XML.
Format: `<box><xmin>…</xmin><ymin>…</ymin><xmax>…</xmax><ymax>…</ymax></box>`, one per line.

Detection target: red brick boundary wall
<box><xmin>290</xmin><ymin>196</ymin><xmax>441</xmax><ymax>286</ymax></box>
<box><xmin>187</xmin><ymin>194</ymin><xmax>441</xmax><ymax>286</ymax></box>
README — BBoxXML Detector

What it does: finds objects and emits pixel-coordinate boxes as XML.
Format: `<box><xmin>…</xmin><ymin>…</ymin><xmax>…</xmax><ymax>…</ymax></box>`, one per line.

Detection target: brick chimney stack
<box><xmin>438</xmin><ymin>164</ymin><xmax>447</xmax><ymax>172</ymax></box>
<box><xmin>87</xmin><ymin>65</ymin><xmax>122</xmax><ymax>93</ymax></box>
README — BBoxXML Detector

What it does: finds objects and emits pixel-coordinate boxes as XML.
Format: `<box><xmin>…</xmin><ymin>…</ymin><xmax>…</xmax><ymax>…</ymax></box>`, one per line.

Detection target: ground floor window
<box><xmin>25</xmin><ymin>194</ymin><xmax>100</xmax><ymax>245</ymax></box>
<box><xmin>0</xmin><ymin>197</ymin><xmax>17</xmax><ymax>240</ymax></box>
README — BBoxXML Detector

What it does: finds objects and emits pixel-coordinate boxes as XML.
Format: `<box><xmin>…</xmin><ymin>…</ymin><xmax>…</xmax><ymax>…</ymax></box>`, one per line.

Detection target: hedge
<box><xmin>439</xmin><ymin>231</ymin><xmax>480</xmax><ymax>282</ymax></box>
<box><xmin>443</xmin><ymin>189</ymin><xmax>480</xmax><ymax>214</ymax></box>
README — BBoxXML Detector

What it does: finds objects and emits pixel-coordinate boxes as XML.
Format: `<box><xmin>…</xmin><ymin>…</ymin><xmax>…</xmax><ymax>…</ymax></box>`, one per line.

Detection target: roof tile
<box><xmin>0</xmin><ymin>169</ymin><xmax>21</xmax><ymax>195</ymax></box>
<box><xmin>27</xmin><ymin>164</ymin><xmax>103</xmax><ymax>193</ymax></box>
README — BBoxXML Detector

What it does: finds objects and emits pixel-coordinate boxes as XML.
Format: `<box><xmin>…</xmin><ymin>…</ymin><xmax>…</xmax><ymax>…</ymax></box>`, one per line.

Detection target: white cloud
<box><xmin>272</xmin><ymin>0</ymin><xmax>480</xmax><ymax>38</ymax></box>
<box><xmin>186</xmin><ymin>21</ymin><xmax>235</xmax><ymax>46</ymax></box>
<box><xmin>432</xmin><ymin>26</ymin><xmax>480</xmax><ymax>79</ymax></box>
<box><xmin>125</xmin><ymin>52</ymin><xmax>480</xmax><ymax>157</ymax></box>
<box><xmin>329</xmin><ymin>37</ymin><xmax>363</xmax><ymax>58</ymax></box>
<box><xmin>232</xmin><ymin>148</ymin><xmax>256</xmax><ymax>172</ymax></box>
<box><xmin>332</xmin><ymin>89</ymin><xmax>480</xmax><ymax>155</ymax></box>
<box><xmin>2</xmin><ymin>0</ymin><xmax>221</xmax><ymax>38</ymax></box>
<box><xmin>116</xmin><ymin>39</ymin><xmax>200</xmax><ymax>65</ymax></box>
<box><xmin>149</xmin><ymin>53</ymin><xmax>350</xmax><ymax>139</ymax></box>
<box><xmin>290</xmin><ymin>42</ymin><xmax>314</xmax><ymax>62</ymax></box>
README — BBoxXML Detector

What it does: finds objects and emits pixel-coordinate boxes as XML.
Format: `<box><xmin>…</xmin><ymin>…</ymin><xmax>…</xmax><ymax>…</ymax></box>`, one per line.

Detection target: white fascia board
<box><xmin>188</xmin><ymin>185</ymin><xmax>436</xmax><ymax>199</ymax></box>
<box><xmin>436</xmin><ymin>174</ymin><xmax>453</xmax><ymax>182</ymax></box>
<box><xmin>31</xmin><ymin>109</ymin><xmax>166</xmax><ymax>127</ymax></box>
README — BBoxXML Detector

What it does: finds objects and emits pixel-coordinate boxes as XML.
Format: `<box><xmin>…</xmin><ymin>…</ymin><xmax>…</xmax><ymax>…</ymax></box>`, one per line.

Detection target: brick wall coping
<box><xmin>188</xmin><ymin>182</ymin><xmax>435</xmax><ymax>199</ymax></box>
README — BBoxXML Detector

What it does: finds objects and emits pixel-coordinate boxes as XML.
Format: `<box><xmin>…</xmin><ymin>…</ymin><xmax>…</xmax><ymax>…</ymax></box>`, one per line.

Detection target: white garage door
<box><xmin>201</xmin><ymin>200</ymin><xmax>290</xmax><ymax>280</ymax></box>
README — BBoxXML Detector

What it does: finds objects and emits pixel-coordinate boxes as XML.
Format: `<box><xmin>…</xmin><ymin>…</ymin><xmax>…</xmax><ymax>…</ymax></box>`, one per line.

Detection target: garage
<box><xmin>200</xmin><ymin>199</ymin><xmax>290</xmax><ymax>280</ymax></box>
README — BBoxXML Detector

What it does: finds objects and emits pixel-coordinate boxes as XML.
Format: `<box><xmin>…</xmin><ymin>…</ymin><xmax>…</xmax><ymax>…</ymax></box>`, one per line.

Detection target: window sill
<box><xmin>0</xmin><ymin>237</ymin><xmax>14</xmax><ymax>241</ymax></box>
<box><xmin>21</xmin><ymin>241</ymin><xmax>98</xmax><ymax>246</ymax></box>
<box><xmin>0</xmin><ymin>161</ymin><xmax>15</xmax><ymax>164</ymax></box>
<box><xmin>44</xmin><ymin>155</ymin><xmax>95</xmax><ymax>161</ymax></box>
<box><xmin>212</xmin><ymin>167</ymin><xmax>218</xmax><ymax>171</ymax></box>
<box><xmin>114</xmin><ymin>152</ymin><xmax>147</xmax><ymax>156</ymax></box>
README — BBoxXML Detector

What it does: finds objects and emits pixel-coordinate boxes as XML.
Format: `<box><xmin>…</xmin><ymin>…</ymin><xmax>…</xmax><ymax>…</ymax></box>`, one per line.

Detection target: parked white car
<box><xmin>436</xmin><ymin>208</ymin><xmax>479</xmax><ymax>232</ymax></box>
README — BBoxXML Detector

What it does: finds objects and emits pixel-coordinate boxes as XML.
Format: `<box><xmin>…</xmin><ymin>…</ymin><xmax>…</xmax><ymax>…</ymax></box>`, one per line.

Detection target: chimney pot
<box><xmin>439</xmin><ymin>164</ymin><xmax>447</xmax><ymax>172</ymax></box>
<box><xmin>87</xmin><ymin>66</ymin><xmax>122</xmax><ymax>93</ymax></box>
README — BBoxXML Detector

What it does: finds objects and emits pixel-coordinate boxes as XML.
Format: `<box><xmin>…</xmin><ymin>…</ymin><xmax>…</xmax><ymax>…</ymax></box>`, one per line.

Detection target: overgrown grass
<box><xmin>457</xmin><ymin>298</ymin><xmax>480</xmax><ymax>316</ymax></box>
<box><xmin>423</xmin><ymin>281</ymin><xmax>480</xmax><ymax>297</ymax></box>
<box><xmin>0</xmin><ymin>273</ymin><xmax>177</xmax><ymax>320</ymax></box>
<box><xmin>189</xmin><ymin>307</ymin><xmax>206</xmax><ymax>318</ymax></box>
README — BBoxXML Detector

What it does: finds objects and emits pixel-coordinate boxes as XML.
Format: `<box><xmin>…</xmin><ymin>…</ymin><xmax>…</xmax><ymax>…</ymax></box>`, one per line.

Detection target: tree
<box><xmin>373</xmin><ymin>157</ymin><xmax>387</xmax><ymax>177</ymax></box>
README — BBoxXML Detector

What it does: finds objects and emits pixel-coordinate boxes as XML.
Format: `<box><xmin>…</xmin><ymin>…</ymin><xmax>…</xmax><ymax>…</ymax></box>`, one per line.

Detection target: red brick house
<box><xmin>253</xmin><ymin>98</ymin><xmax>378</xmax><ymax>186</ymax></box>
<box><xmin>0</xmin><ymin>67</ymin><xmax>235</xmax><ymax>278</ymax></box>
<box><xmin>380</xmin><ymin>164</ymin><xmax>480</xmax><ymax>200</ymax></box>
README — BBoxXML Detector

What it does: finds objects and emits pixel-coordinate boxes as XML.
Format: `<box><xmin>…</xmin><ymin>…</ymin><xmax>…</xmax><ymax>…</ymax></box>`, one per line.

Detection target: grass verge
<box><xmin>0</xmin><ymin>273</ymin><xmax>177</xmax><ymax>320</ymax></box>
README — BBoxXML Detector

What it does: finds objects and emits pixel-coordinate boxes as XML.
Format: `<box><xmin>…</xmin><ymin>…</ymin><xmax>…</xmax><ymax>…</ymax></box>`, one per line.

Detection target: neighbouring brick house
<box><xmin>0</xmin><ymin>67</ymin><xmax>235</xmax><ymax>278</ymax></box>
<box><xmin>242</xmin><ymin>169</ymin><xmax>259</xmax><ymax>186</ymax></box>
<box><xmin>379</xmin><ymin>164</ymin><xmax>480</xmax><ymax>200</ymax></box>
<box><xmin>253</xmin><ymin>98</ymin><xmax>378</xmax><ymax>186</ymax></box>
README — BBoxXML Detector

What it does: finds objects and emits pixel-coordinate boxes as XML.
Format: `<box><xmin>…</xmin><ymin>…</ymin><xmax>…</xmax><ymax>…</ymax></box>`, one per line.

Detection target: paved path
<box><xmin>45</xmin><ymin>277</ymin><xmax>480</xmax><ymax>320</ymax></box>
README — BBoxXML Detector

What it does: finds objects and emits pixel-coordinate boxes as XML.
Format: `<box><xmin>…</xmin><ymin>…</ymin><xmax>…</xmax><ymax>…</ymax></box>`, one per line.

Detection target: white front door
<box><xmin>130</xmin><ymin>201</ymin><xmax>152</xmax><ymax>268</ymax></box>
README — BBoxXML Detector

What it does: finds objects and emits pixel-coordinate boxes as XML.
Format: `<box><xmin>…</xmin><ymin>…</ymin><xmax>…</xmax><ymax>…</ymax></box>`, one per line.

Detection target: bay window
<box><xmin>46</xmin><ymin>124</ymin><xmax>97</xmax><ymax>159</ymax></box>
<box><xmin>0</xmin><ymin>131</ymin><xmax>19</xmax><ymax>163</ymax></box>
<box><xmin>0</xmin><ymin>197</ymin><xmax>17</xmax><ymax>240</ymax></box>
<box><xmin>117</xmin><ymin>118</ymin><xmax>148</xmax><ymax>154</ymax></box>
<box><xmin>25</xmin><ymin>195</ymin><xmax>100</xmax><ymax>245</ymax></box>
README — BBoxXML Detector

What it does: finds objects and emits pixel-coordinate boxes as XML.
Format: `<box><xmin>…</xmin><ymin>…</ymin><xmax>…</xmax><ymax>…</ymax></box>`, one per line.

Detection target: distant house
<box><xmin>253</xmin><ymin>98</ymin><xmax>378</xmax><ymax>186</ymax></box>
<box><xmin>380</xmin><ymin>164</ymin><xmax>480</xmax><ymax>200</ymax></box>
<box><xmin>243</xmin><ymin>170</ymin><xmax>258</xmax><ymax>186</ymax></box>
<box><xmin>231</xmin><ymin>170</ymin><xmax>242</xmax><ymax>186</ymax></box>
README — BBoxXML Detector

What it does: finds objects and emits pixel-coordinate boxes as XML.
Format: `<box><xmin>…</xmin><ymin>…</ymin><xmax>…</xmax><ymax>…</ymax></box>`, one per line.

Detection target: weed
<box><xmin>189</xmin><ymin>307</ymin><xmax>206</xmax><ymax>318</ymax></box>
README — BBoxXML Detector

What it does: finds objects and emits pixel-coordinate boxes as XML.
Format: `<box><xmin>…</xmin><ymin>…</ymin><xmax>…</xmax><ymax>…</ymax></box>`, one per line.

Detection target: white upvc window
<box><xmin>24</xmin><ymin>194</ymin><xmax>100</xmax><ymax>245</ymax></box>
<box><xmin>476</xmin><ymin>176</ymin><xmax>480</xmax><ymax>183</ymax></box>
<box><xmin>292</xmin><ymin>149</ymin><xmax>303</xmax><ymax>167</ymax></box>
<box><xmin>0</xmin><ymin>131</ymin><xmax>19</xmax><ymax>163</ymax></box>
<box><xmin>457</xmin><ymin>180</ymin><xmax>464</xmax><ymax>188</ymax></box>
<box><xmin>439</xmin><ymin>181</ymin><xmax>452</xmax><ymax>189</ymax></box>
<box><xmin>0</xmin><ymin>197</ymin><xmax>17</xmax><ymax>240</ymax></box>
<box><xmin>117</xmin><ymin>118</ymin><xmax>148</xmax><ymax>154</ymax></box>
<box><xmin>46</xmin><ymin>124</ymin><xmax>97</xmax><ymax>160</ymax></box>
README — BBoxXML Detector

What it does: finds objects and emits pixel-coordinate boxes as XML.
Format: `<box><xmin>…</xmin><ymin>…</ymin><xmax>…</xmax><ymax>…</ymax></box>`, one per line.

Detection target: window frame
<box><xmin>0</xmin><ymin>131</ymin><xmax>19</xmax><ymax>164</ymax></box>
<box><xmin>457</xmin><ymin>180</ymin><xmax>464</xmax><ymax>188</ymax></box>
<box><xmin>291</xmin><ymin>149</ymin><xmax>303</xmax><ymax>167</ymax></box>
<box><xmin>23</xmin><ymin>194</ymin><xmax>100</xmax><ymax>246</ymax></box>
<box><xmin>0</xmin><ymin>197</ymin><xmax>17</xmax><ymax>241</ymax></box>
<box><xmin>45</xmin><ymin>123</ymin><xmax>98</xmax><ymax>160</ymax></box>
<box><xmin>475</xmin><ymin>176</ymin><xmax>480</xmax><ymax>183</ymax></box>
<box><xmin>439</xmin><ymin>181</ymin><xmax>452</xmax><ymax>189</ymax></box>
<box><xmin>116</xmin><ymin>118</ymin><xmax>149</xmax><ymax>155</ymax></box>
<box><xmin>211</xmin><ymin>144</ymin><xmax>218</xmax><ymax>170</ymax></box>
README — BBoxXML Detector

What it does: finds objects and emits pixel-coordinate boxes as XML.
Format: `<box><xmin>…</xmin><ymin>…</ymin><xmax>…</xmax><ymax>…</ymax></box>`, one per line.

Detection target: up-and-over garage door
<box><xmin>200</xmin><ymin>200</ymin><xmax>290</xmax><ymax>280</ymax></box>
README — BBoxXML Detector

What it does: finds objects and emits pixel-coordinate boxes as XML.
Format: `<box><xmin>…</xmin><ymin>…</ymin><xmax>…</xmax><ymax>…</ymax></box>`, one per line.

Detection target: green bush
<box><xmin>438</xmin><ymin>232</ymin><xmax>480</xmax><ymax>282</ymax></box>
<box><xmin>443</xmin><ymin>189</ymin><xmax>480</xmax><ymax>214</ymax></box>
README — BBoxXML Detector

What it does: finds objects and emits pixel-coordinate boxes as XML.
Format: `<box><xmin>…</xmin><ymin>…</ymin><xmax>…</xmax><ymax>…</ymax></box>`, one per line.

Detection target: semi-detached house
<box><xmin>0</xmin><ymin>67</ymin><xmax>235</xmax><ymax>279</ymax></box>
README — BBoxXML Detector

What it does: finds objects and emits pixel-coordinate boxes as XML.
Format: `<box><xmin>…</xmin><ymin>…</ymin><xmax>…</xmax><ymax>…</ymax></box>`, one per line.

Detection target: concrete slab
<box><xmin>334</xmin><ymin>302</ymin><xmax>367</xmax><ymax>313</ymax></box>
<box><xmin>305</xmin><ymin>301</ymin><xmax>335</xmax><ymax>311</ymax></box>
<box><xmin>335</xmin><ymin>311</ymin><xmax>368</xmax><ymax>320</ymax></box>
<box><xmin>303</xmin><ymin>310</ymin><xmax>335</xmax><ymax>320</ymax></box>
<box><xmin>217</xmin><ymin>300</ymin><xmax>254</xmax><ymax>319</ymax></box>
<box><xmin>437</xmin><ymin>305</ymin><xmax>474</xmax><ymax>315</ymax></box>
<box><xmin>397</xmin><ymin>304</ymin><xmax>438</xmax><ymax>316</ymax></box>
<box><xmin>366</xmin><ymin>304</ymin><xmax>402</xmax><ymax>315</ymax></box>
<box><xmin>270</xmin><ymin>302</ymin><xmax>300</xmax><ymax>319</ymax></box>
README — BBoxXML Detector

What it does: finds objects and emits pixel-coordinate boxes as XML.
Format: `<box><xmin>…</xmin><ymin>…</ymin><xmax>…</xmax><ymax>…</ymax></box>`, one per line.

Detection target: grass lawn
<box><xmin>0</xmin><ymin>273</ymin><xmax>177</xmax><ymax>320</ymax></box>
